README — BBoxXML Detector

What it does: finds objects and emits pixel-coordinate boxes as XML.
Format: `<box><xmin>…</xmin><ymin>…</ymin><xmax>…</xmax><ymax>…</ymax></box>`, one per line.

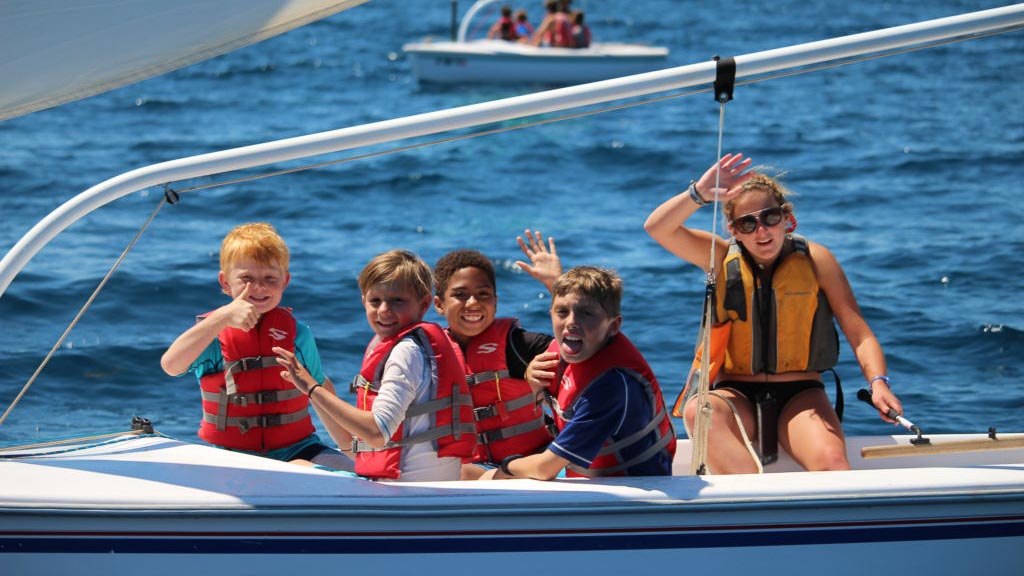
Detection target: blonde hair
<box><xmin>551</xmin><ymin>266</ymin><xmax>623</xmax><ymax>318</ymax></box>
<box><xmin>358</xmin><ymin>249</ymin><xmax>433</xmax><ymax>299</ymax></box>
<box><xmin>724</xmin><ymin>172</ymin><xmax>794</xmax><ymax>221</ymax></box>
<box><xmin>220</xmin><ymin>222</ymin><xmax>289</xmax><ymax>272</ymax></box>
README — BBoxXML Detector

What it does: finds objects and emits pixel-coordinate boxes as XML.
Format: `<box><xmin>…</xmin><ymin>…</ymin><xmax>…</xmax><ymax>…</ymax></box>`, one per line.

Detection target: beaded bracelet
<box><xmin>869</xmin><ymin>375</ymin><xmax>891</xmax><ymax>392</ymax></box>
<box><xmin>687</xmin><ymin>181</ymin><xmax>709</xmax><ymax>206</ymax></box>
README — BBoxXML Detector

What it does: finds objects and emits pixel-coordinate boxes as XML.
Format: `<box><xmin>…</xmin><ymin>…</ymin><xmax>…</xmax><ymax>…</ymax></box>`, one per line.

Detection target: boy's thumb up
<box><xmin>236</xmin><ymin>282</ymin><xmax>251</xmax><ymax>301</ymax></box>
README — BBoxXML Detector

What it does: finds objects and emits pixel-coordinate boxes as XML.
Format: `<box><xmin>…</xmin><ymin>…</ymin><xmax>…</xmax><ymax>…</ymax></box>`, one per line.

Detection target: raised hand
<box><xmin>694</xmin><ymin>153</ymin><xmax>755</xmax><ymax>203</ymax></box>
<box><xmin>220</xmin><ymin>282</ymin><xmax>259</xmax><ymax>331</ymax></box>
<box><xmin>516</xmin><ymin>229</ymin><xmax>562</xmax><ymax>290</ymax></box>
<box><xmin>273</xmin><ymin>346</ymin><xmax>315</xmax><ymax>394</ymax></box>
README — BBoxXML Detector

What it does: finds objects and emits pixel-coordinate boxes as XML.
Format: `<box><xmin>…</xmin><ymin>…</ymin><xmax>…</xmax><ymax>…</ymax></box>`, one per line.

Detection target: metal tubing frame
<box><xmin>2</xmin><ymin>4</ymin><xmax>1023</xmax><ymax>298</ymax></box>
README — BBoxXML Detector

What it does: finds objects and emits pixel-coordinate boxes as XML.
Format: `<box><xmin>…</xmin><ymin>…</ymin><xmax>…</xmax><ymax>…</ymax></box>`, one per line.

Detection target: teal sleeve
<box><xmin>294</xmin><ymin>321</ymin><xmax>326</xmax><ymax>385</ymax></box>
<box><xmin>188</xmin><ymin>341</ymin><xmax>223</xmax><ymax>379</ymax></box>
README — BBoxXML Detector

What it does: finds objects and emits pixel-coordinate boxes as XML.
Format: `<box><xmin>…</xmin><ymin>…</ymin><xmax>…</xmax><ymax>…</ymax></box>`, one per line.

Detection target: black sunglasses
<box><xmin>730</xmin><ymin>206</ymin><xmax>785</xmax><ymax>234</ymax></box>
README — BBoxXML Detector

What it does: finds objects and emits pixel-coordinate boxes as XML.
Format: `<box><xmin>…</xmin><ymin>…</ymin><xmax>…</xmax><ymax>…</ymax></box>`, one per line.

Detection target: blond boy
<box><xmin>161</xmin><ymin>222</ymin><xmax>351</xmax><ymax>469</ymax></box>
<box><xmin>277</xmin><ymin>249</ymin><xmax>475</xmax><ymax>481</ymax></box>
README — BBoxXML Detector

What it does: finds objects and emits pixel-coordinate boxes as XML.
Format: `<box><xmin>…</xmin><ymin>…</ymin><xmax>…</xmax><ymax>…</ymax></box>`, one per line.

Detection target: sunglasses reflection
<box><xmin>731</xmin><ymin>207</ymin><xmax>785</xmax><ymax>234</ymax></box>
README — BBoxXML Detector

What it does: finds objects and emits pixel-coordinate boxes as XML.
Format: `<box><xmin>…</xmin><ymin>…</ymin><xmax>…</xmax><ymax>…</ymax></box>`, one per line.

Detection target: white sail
<box><xmin>0</xmin><ymin>0</ymin><xmax>368</xmax><ymax>121</ymax></box>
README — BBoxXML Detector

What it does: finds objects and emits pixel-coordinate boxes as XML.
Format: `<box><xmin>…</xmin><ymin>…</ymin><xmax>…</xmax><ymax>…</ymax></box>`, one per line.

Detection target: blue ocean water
<box><xmin>0</xmin><ymin>0</ymin><xmax>1021</xmax><ymax>445</ymax></box>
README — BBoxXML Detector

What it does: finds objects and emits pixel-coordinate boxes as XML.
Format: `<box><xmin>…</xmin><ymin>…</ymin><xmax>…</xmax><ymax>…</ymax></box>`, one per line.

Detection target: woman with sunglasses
<box><xmin>644</xmin><ymin>153</ymin><xmax>903</xmax><ymax>474</ymax></box>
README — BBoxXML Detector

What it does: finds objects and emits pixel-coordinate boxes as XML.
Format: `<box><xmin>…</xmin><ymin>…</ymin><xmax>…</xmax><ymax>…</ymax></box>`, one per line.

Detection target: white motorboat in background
<box><xmin>402</xmin><ymin>0</ymin><xmax>669</xmax><ymax>84</ymax></box>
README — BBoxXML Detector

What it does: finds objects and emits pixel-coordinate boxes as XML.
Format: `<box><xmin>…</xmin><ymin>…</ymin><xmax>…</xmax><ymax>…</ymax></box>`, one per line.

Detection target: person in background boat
<box><xmin>159</xmin><ymin>222</ymin><xmax>353</xmax><ymax>471</ymax></box>
<box><xmin>276</xmin><ymin>249</ymin><xmax>476</xmax><ymax>482</ymax></box>
<box><xmin>487</xmin><ymin>5</ymin><xmax>520</xmax><ymax>41</ymax></box>
<box><xmin>531</xmin><ymin>0</ymin><xmax>573</xmax><ymax>47</ymax></box>
<box><xmin>514</xmin><ymin>9</ymin><xmax>534</xmax><ymax>40</ymax></box>
<box><xmin>434</xmin><ymin>230</ymin><xmax>561</xmax><ymax>480</ymax></box>
<box><xmin>480</xmin><ymin>266</ymin><xmax>676</xmax><ymax>480</ymax></box>
<box><xmin>570</xmin><ymin>10</ymin><xmax>591</xmax><ymax>48</ymax></box>
<box><xmin>643</xmin><ymin>153</ymin><xmax>904</xmax><ymax>474</ymax></box>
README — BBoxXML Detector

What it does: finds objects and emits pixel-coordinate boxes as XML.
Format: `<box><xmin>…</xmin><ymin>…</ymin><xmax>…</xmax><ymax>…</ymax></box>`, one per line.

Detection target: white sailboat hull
<box><xmin>403</xmin><ymin>39</ymin><xmax>669</xmax><ymax>84</ymax></box>
<box><xmin>3</xmin><ymin>433</ymin><xmax>1023</xmax><ymax>574</ymax></box>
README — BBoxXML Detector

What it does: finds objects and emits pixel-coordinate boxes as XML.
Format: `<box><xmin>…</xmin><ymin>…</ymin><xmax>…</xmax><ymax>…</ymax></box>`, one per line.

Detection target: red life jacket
<box><xmin>461</xmin><ymin>318</ymin><xmax>552</xmax><ymax>463</ymax></box>
<box><xmin>498</xmin><ymin>15</ymin><xmax>518</xmax><ymax>41</ymax></box>
<box><xmin>549</xmin><ymin>333</ymin><xmax>676</xmax><ymax>477</ymax></box>
<box><xmin>350</xmin><ymin>322</ymin><xmax>476</xmax><ymax>480</ymax></box>
<box><xmin>198</xmin><ymin>307</ymin><xmax>314</xmax><ymax>452</ymax></box>
<box><xmin>551</xmin><ymin>13</ymin><xmax>573</xmax><ymax>47</ymax></box>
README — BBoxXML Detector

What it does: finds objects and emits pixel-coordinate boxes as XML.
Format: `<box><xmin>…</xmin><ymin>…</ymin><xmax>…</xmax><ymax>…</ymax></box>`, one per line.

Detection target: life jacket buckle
<box><xmin>473</xmin><ymin>405</ymin><xmax>499</xmax><ymax>421</ymax></box>
<box><xmin>478</xmin><ymin>429</ymin><xmax>505</xmax><ymax>444</ymax></box>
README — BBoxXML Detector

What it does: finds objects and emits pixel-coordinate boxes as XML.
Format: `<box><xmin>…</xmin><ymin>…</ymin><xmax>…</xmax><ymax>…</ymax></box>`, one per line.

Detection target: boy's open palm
<box><xmin>273</xmin><ymin>346</ymin><xmax>314</xmax><ymax>394</ymax></box>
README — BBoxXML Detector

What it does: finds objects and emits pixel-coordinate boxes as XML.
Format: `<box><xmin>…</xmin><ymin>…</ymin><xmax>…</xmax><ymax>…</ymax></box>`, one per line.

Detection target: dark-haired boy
<box><xmin>433</xmin><ymin>230</ymin><xmax>560</xmax><ymax>479</ymax></box>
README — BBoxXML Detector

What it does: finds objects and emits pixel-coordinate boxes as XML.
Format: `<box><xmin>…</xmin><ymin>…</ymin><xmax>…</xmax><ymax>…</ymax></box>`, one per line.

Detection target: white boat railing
<box><xmin>1</xmin><ymin>4</ymin><xmax>1023</xmax><ymax>299</ymax></box>
<box><xmin>456</xmin><ymin>0</ymin><xmax>504</xmax><ymax>43</ymax></box>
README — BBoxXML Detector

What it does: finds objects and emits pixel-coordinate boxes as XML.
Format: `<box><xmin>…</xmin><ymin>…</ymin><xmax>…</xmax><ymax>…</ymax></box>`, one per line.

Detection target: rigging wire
<box><xmin>167</xmin><ymin>24</ymin><xmax>1024</xmax><ymax>197</ymax></box>
<box><xmin>0</xmin><ymin>197</ymin><xmax>170</xmax><ymax>425</ymax></box>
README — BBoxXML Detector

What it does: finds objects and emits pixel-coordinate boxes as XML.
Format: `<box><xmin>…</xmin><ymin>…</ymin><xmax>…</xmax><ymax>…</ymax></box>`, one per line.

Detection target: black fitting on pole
<box><xmin>713</xmin><ymin>55</ymin><xmax>736</xmax><ymax>103</ymax></box>
<box><xmin>162</xmin><ymin>184</ymin><xmax>179</xmax><ymax>205</ymax></box>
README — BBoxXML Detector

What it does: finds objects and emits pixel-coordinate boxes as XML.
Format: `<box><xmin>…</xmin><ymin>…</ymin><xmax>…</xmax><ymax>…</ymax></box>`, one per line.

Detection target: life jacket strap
<box><xmin>223</xmin><ymin>356</ymin><xmax>280</xmax><ymax>397</ymax></box>
<box><xmin>202</xmin><ymin>388</ymin><xmax>303</xmax><ymax>407</ymax></box>
<box><xmin>569</xmin><ymin>430</ymin><xmax>675</xmax><ymax>477</ymax></box>
<box><xmin>472</xmin><ymin>392</ymin><xmax>537</xmax><ymax>421</ymax></box>
<box><xmin>477</xmin><ymin>413</ymin><xmax>546</xmax><ymax>445</ymax></box>
<box><xmin>466</xmin><ymin>369</ymin><xmax>511</xmax><ymax>386</ymax></box>
<box><xmin>202</xmin><ymin>407</ymin><xmax>309</xmax><ymax>434</ymax></box>
<box><xmin>349</xmin><ymin>388</ymin><xmax>475</xmax><ymax>453</ymax></box>
<box><xmin>350</xmin><ymin>421</ymin><xmax>478</xmax><ymax>453</ymax></box>
<box><xmin>591</xmin><ymin>405</ymin><xmax>665</xmax><ymax>458</ymax></box>
<box><xmin>350</xmin><ymin>374</ymin><xmax>380</xmax><ymax>394</ymax></box>
<box><xmin>542</xmin><ymin>390</ymin><xmax>573</xmax><ymax>421</ymax></box>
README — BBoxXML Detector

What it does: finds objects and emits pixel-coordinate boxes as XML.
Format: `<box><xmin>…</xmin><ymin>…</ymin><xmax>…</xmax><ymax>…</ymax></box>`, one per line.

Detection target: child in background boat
<box><xmin>514</xmin><ymin>9</ymin><xmax>534</xmax><ymax>40</ymax></box>
<box><xmin>276</xmin><ymin>249</ymin><xmax>476</xmax><ymax>482</ymax></box>
<box><xmin>160</xmin><ymin>222</ymin><xmax>352</xmax><ymax>470</ymax></box>
<box><xmin>532</xmin><ymin>0</ymin><xmax>573</xmax><ymax>47</ymax></box>
<box><xmin>644</xmin><ymin>153</ymin><xmax>905</xmax><ymax>474</ymax></box>
<box><xmin>480</xmin><ymin>266</ymin><xmax>676</xmax><ymax>480</ymax></box>
<box><xmin>487</xmin><ymin>6</ymin><xmax>519</xmax><ymax>41</ymax></box>
<box><xmin>433</xmin><ymin>230</ymin><xmax>561</xmax><ymax>480</ymax></box>
<box><xmin>570</xmin><ymin>10</ymin><xmax>591</xmax><ymax>48</ymax></box>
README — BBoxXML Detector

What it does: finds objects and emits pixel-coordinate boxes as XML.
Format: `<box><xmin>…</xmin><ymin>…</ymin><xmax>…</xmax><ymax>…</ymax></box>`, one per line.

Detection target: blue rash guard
<box><xmin>549</xmin><ymin>369</ymin><xmax>673</xmax><ymax>476</ymax></box>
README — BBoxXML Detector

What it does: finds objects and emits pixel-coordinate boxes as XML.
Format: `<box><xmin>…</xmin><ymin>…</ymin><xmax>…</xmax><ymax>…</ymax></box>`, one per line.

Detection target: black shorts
<box><xmin>713</xmin><ymin>379</ymin><xmax>825</xmax><ymax>418</ymax></box>
<box><xmin>291</xmin><ymin>441</ymin><xmax>331</xmax><ymax>462</ymax></box>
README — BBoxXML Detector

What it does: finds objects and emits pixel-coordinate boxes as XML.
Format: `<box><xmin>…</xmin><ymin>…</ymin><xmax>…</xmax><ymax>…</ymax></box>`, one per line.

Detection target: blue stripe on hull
<box><xmin>3</xmin><ymin>520</ymin><xmax>1023</xmax><ymax>554</ymax></box>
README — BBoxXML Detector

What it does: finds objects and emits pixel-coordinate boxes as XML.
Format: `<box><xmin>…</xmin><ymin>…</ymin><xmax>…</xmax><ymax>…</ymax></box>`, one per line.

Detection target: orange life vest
<box><xmin>197</xmin><ymin>307</ymin><xmax>313</xmax><ymax>452</ymax></box>
<box><xmin>715</xmin><ymin>235</ymin><xmax>839</xmax><ymax>375</ymax></box>
<box><xmin>461</xmin><ymin>318</ymin><xmax>552</xmax><ymax>463</ymax></box>
<box><xmin>549</xmin><ymin>334</ymin><xmax>676</xmax><ymax>477</ymax></box>
<box><xmin>351</xmin><ymin>322</ymin><xmax>476</xmax><ymax>480</ymax></box>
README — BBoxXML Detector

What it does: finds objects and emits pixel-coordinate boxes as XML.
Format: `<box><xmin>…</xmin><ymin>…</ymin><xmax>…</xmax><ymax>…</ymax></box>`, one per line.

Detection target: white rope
<box><xmin>688</xmin><ymin>99</ymin><xmax>730</xmax><ymax>474</ymax></box>
<box><xmin>688</xmin><ymin>97</ymin><xmax>765</xmax><ymax>474</ymax></box>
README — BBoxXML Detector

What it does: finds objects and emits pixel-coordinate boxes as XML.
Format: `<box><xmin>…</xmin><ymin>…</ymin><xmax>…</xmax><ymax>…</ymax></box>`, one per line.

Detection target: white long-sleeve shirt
<box><xmin>370</xmin><ymin>337</ymin><xmax>461</xmax><ymax>482</ymax></box>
